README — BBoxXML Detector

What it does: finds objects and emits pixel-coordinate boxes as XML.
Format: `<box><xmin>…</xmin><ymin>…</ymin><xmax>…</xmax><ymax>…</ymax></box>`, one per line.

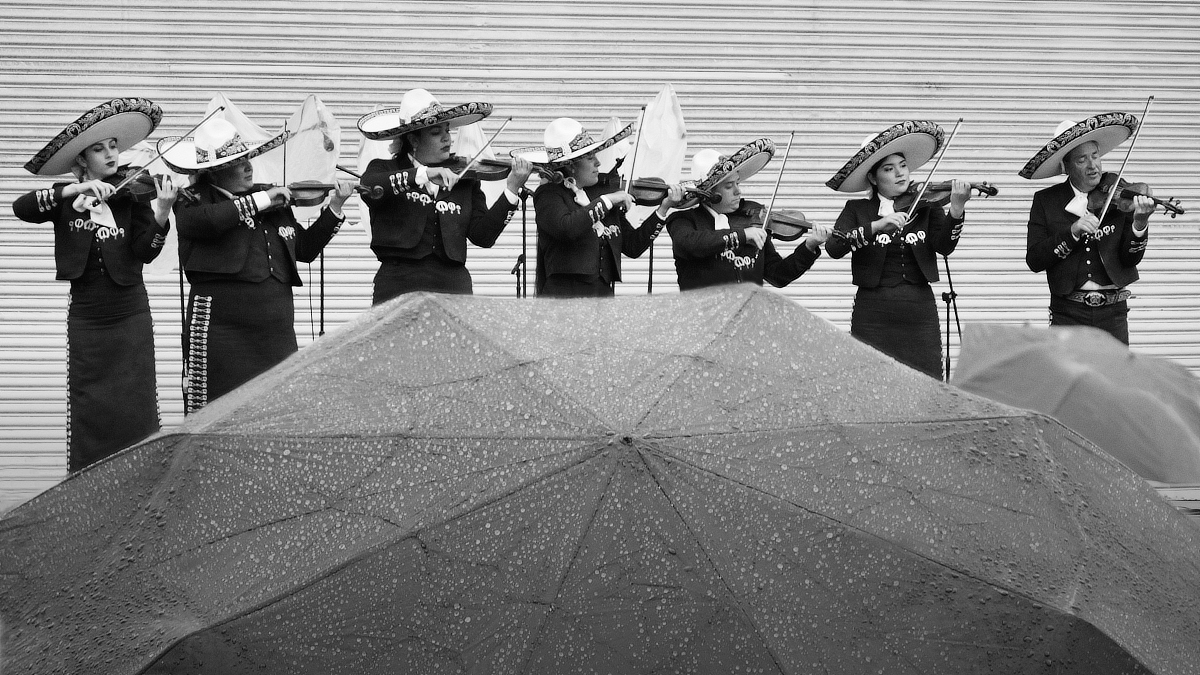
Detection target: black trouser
<box><xmin>1049</xmin><ymin>295</ymin><xmax>1130</xmax><ymax>345</ymax></box>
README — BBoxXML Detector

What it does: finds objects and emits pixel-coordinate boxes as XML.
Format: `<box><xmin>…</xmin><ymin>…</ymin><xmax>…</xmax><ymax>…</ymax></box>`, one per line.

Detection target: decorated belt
<box><xmin>1063</xmin><ymin>289</ymin><xmax>1131</xmax><ymax>307</ymax></box>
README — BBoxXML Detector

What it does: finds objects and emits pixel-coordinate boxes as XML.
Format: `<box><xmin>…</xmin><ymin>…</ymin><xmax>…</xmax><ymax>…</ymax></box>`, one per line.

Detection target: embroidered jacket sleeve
<box><xmin>176</xmin><ymin>189</ymin><xmax>267</xmax><ymax>241</ymax></box>
<box><xmin>1117</xmin><ymin>213</ymin><xmax>1149</xmax><ymax>267</ymax></box>
<box><xmin>1025</xmin><ymin>190</ymin><xmax>1080</xmax><ymax>273</ymax></box>
<box><xmin>763</xmin><ymin>239</ymin><xmax>821</xmax><ymax>288</ymax></box>
<box><xmin>535</xmin><ymin>186</ymin><xmax>614</xmax><ymax>242</ymax></box>
<box><xmin>924</xmin><ymin>204</ymin><xmax>964</xmax><ymax>256</ymax></box>
<box><xmin>465</xmin><ymin>181</ymin><xmax>516</xmax><ymax>249</ymax></box>
<box><xmin>826</xmin><ymin>200</ymin><xmax>871</xmax><ymax>259</ymax></box>
<box><xmin>665</xmin><ymin>208</ymin><xmax>748</xmax><ymax>258</ymax></box>
<box><xmin>293</xmin><ymin>206</ymin><xmax>345</xmax><ymax>263</ymax></box>
<box><xmin>12</xmin><ymin>184</ymin><xmax>68</xmax><ymax>223</ymax></box>
<box><xmin>125</xmin><ymin>200</ymin><xmax>171</xmax><ymax>263</ymax></box>
<box><xmin>617</xmin><ymin>210</ymin><xmax>665</xmax><ymax>259</ymax></box>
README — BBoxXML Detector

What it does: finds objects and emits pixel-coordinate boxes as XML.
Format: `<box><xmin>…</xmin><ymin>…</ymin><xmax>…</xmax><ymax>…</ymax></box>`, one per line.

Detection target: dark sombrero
<box><xmin>357</xmin><ymin>89</ymin><xmax>492</xmax><ymax>141</ymax></box>
<box><xmin>510</xmin><ymin>117</ymin><xmax>635</xmax><ymax>167</ymax></box>
<box><xmin>689</xmin><ymin>138</ymin><xmax>776</xmax><ymax>193</ymax></box>
<box><xmin>1018</xmin><ymin>112</ymin><xmax>1139</xmax><ymax>180</ymax></box>
<box><xmin>24</xmin><ymin>97</ymin><xmax>163</xmax><ymax>176</ymax></box>
<box><xmin>826</xmin><ymin>120</ymin><xmax>944</xmax><ymax>193</ymax></box>
<box><xmin>157</xmin><ymin>117</ymin><xmax>289</xmax><ymax>175</ymax></box>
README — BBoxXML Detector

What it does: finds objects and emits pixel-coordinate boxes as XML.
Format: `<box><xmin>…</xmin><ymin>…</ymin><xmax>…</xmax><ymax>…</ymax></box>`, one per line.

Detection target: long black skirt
<box><xmin>185</xmin><ymin>278</ymin><xmax>297</xmax><ymax>413</ymax></box>
<box><xmin>851</xmin><ymin>283</ymin><xmax>943</xmax><ymax>379</ymax></box>
<box><xmin>67</xmin><ymin>271</ymin><xmax>160</xmax><ymax>471</ymax></box>
<box><xmin>372</xmin><ymin>257</ymin><xmax>472</xmax><ymax>305</ymax></box>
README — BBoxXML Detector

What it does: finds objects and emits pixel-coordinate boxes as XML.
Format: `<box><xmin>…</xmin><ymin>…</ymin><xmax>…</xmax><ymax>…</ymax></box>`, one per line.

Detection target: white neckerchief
<box><xmin>704</xmin><ymin>204</ymin><xmax>730</xmax><ymax>230</ymax></box>
<box><xmin>409</xmin><ymin>154</ymin><xmax>440</xmax><ymax>196</ymax></box>
<box><xmin>877</xmin><ymin>195</ymin><xmax>896</xmax><ymax>217</ymax></box>
<box><xmin>563</xmin><ymin>177</ymin><xmax>591</xmax><ymax>206</ymax></box>
<box><xmin>1065</xmin><ymin>182</ymin><xmax>1090</xmax><ymax>218</ymax></box>
<box><xmin>71</xmin><ymin>177</ymin><xmax>118</xmax><ymax>233</ymax></box>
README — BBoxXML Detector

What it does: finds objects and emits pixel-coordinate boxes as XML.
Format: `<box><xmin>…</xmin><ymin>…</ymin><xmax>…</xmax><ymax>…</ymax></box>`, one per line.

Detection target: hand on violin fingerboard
<box><xmin>804</xmin><ymin>222</ymin><xmax>832</xmax><ymax>250</ymax></box>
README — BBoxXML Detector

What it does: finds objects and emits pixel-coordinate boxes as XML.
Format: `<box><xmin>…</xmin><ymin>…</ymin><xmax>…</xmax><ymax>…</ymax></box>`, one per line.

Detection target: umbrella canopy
<box><xmin>2</xmin><ymin>287</ymin><xmax>1199</xmax><ymax>675</ymax></box>
<box><xmin>951</xmin><ymin>323</ymin><xmax>1200</xmax><ymax>484</ymax></box>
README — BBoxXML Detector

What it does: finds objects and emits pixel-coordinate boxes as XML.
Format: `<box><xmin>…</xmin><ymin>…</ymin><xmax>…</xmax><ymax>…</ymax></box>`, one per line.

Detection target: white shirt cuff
<box><xmin>252</xmin><ymin>191</ymin><xmax>273</xmax><ymax>212</ymax></box>
<box><xmin>503</xmin><ymin>188</ymin><xmax>519</xmax><ymax>206</ymax></box>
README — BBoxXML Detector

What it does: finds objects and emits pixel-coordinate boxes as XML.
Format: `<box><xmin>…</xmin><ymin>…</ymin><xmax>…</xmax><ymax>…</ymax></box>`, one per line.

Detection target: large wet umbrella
<box><xmin>2</xmin><ymin>287</ymin><xmax>1199</xmax><ymax>675</ymax></box>
<box><xmin>951</xmin><ymin>323</ymin><xmax>1200</xmax><ymax>484</ymax></box>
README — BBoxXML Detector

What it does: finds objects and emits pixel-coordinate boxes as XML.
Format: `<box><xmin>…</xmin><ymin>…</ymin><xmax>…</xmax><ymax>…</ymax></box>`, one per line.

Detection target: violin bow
<box><xmin>763</xmin><ymin>130</ymin><xmax>795</xmax><ymax>228</ymax></box>
<box><xmin>452</xmin><ymin>116</ymin><xmax>513</xmax><ymax>182</ymax></box>
<box><xmin>1095</xmin><ymin>95</ymin><xmax>1154</xmax><ymax>224</ymax></box>
<box><xmin>903</xmin><ymin>117</ymin><xmax>963</xmax><ymax>223</ymax></box>
<box><xmin>623</xmin><ymin>106</ymin><xmax>648</xmax><ymax>192</ymax></box>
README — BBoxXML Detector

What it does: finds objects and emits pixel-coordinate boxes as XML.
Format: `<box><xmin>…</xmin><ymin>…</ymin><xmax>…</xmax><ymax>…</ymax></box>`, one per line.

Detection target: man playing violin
<box><xmin>160</xmin><ymin>116</ymin><xmax>353</xmax><ymax>413</ymax></box>
<box><xmin>669</xmin><ymin>140</ymin><xmax>829</xmax><ymax>292</ymax></box>
<box><xmin>1020</xmin><ymin>113</ymin><xmax>1155</xmax><ymax>345</ymax></box>
<box><xmin>356</xmin><ymin>89</ymin><xmax>533</xmax><ymax>304</ymax></box>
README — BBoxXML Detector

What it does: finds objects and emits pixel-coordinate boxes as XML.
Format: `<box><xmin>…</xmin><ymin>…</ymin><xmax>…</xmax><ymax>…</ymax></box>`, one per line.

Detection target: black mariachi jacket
<box><xmin>13</xmin><ymin>178</ymin><xmax>169</xmax><ymax>285</ymax></box>
<box><xmin>360</xmin><ymin>156</ymin><xmax>515</xmax><ymax>262</ymax></box>
<box><xmin>825</xmin><ymin>195</ymin><xmax>963</xmax><ymax>288</ymax></box>
<box><xmin>533</xmin><ymin>181</ymin><xmax>664</xmax><ymax>283</ymax></box>
<box><xmin>174</xmin><ymin>181</ymin><xmax>342</xmax><ymax>285</ymax></box>
<box><xmin>1025</xmin><ymin>179</ymin><xmax>1147</xmax><ymax>295</ymax></box>
<box><xmin>666</xmin><ymin>199</ymin><xmax>820</xmax><ymax>291</ymax></box>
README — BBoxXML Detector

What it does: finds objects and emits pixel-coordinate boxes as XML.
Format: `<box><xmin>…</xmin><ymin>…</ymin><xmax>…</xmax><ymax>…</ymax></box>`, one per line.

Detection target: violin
<box><xmin>268</xmin><ymin>180</ymin><xmax>384</xmax><ymax>207</ymax></box>
<box><xmin>438</xmin><ymin>155</ymin><xmax>559</xmax><ymax>183</ymax></box>
<box><xmin>892</xmin><ymin>180</ymin><xmax>999</xmax><ymax>212</ymax></box>
<box><xmin>1087</xmin><ymin>172</ymin><xmax>1185</xmax><ymax>218</ymax></box>
<box><xmin>628</xmin><ymin>177</ymin><xmax>715</xmax><ymax>208</ymax></box>
<box><xmin>746</xmin><ymin>204</ymin><xmax>815</xmax><ymax>241</ymax></box>
<box><xmin>90</xmin><ymin>167</ymin><xmax>198</xmax><ymax>206</ymax></box>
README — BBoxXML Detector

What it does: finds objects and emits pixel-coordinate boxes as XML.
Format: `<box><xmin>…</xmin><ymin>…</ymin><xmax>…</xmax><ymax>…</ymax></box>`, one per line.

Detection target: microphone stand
<box><xmin>940</xmin><ymin>254</ymin><xmax>961</xmax><ymax>382</ymax></box>
<box><xmin>512</xmin><ymin>187</ymin><xmax>531</xmax><ymax>297</ymax></box>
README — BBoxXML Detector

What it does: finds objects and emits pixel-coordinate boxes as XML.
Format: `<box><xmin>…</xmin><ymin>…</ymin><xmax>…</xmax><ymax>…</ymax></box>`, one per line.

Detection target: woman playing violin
<box><xmin>12</xmin><ymin>98</ymin><xmax>177</xmax><ymax>470</ymax></box>
<box><xmin>356</xmin><ymin>89</ymin><xmax>533</xmax><ymax>304</ymax></box>
<box><xmin>668</xmin><ymin>139</ymin><xmax>829</xmax><ymax>291</ymax></box>
<box><xmin>825</xmin><ymin>121</ymin><xmax>970</xmax><ymax>380</ymax></box>
<box><xmin>517</xmin><ymin>117</ymin><xmax>684</xmax><ymax>298</ymax></box>
<box><xmin>160</xmin><ymin>115</ymin><xmax>352</xmax><ymax>413</ymax></box>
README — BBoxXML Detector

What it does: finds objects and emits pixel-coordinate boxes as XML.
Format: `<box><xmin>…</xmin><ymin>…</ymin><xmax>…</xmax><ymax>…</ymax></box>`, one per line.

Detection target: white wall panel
<box><xmin>2</xmin><ymin>0</ymin><xmax>1198</xmax><ymax>510</ymax></box>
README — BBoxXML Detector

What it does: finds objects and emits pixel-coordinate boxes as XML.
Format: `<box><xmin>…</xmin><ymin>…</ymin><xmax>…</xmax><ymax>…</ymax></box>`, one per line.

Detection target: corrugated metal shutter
<box><xmin>2</xmin><ymin>0</ymin><xmax>1198</xmax><ymax>509</ymax></box>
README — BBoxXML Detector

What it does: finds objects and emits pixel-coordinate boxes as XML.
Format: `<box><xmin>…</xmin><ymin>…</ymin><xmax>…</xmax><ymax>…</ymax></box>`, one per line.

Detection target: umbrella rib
<box><xmin>633</xmin><ymin>448</ymin><xmax>792</xmax><ymax>675</ymax></box>
<box><xmin>515</xmin><ymin>454</ymin><xmax>621</xmax><ymax>672</ymax></box>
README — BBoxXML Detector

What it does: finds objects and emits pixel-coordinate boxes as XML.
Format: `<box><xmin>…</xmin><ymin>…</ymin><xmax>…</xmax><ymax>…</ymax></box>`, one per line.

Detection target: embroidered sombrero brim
<box><xmin>1018</xmin><ymin>112</ymin><xmax>1138</xmax><ymax>180</ymax></box>
<box><xmin>156</xmin><ymin>128</ymin><xmax>290</xmax><ymax>175</ymax></box>
<box><xmin>25</xmin><ymin>97</ymin><xmax>162</xmax><ymax>176</ymax></box>
<box><xmin>357</xmin><ymin>101</ymin><xmax>493</xmax><ymax>141</ymax></box>
<box><xmin>694</xmin><ymin>138</ymin><xmax>776</xmax><ymax>193</ymax></box>
<box><xmin>825</xmin><ymin>120</ymin><xmax>945</xmax><ymax>193</ymax></box>
<box><xmin>510</xmin><ymin>122</ymin><xmax>636</xmax><ymax>167</ymax></box>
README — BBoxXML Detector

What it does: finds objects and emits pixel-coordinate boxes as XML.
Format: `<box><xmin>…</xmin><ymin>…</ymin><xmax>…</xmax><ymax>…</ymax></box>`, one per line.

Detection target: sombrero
<box><xmin>689</xmin><ymin>138</ymin><xmax>776</xmax><ymax>193</ymax></box>
<box><xmin>24</xmin><ymin>97</ymin><xmax>162</xmax><ymax>176</ymax></box>
<box><xmin>157</xmin><ymin>117</ymin><xmax>289</xmax><ymax>175</ymax></box>
<box><xmin>825</xmin><ymin>120</ymin><xmax>944</xmax><ymax>193</ymax></box>
<box><xmin>510</xmin><ymin>117</ymin><xmax>635</xmax><ymax>167</ymax></box>
<box><xmin>357</xmin><ymin>89</ymin><xmax>492</xmax><ymax>141</ymax></box>
<box><xmin>1018</xmin><ymin>112</ymin><xmax>1139</xmax><ymax>180</ymax></box>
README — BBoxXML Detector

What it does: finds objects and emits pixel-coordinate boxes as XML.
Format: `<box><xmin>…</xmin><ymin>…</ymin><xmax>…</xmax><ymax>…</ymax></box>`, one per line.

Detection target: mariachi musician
<box><xmin>12</xmin><ymin>98</ymin><xmax>176</xmax><ymax>470</ymax></box>
<box><xmin>356</xmin><ymin>88</ymin><xmax>534</xmax><ymax>304</ymax></box>
<box><xmin>1019</xmin><ymin>112</ymin><xmax>1155</xmax><ymax>344</ymax></box>
<box><xmin>667</xmin><ymin>138</ymin><xmax>829</xmax><ymax>291</ymax></box>
<box><xmin>825</xmin><ymin>121</ymin><xmax>971</xmax><ymax>380</ymax></box>
<box><xmin>516</xmin><ymin>117</ymin><xmax>685</xmax><ymax>297</ymax></box>
<box><xmin>161</xmin><ymin>116</ymin><xmax>353</xmax><ymax>413</ymax></box>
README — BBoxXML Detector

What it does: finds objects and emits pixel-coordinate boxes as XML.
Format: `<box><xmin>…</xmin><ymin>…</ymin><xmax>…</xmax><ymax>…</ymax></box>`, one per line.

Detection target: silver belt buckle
<box><xmin>1083</xmin><ymin>291</ymin><xmax>1105</xmax><ymax>307</ymax></box>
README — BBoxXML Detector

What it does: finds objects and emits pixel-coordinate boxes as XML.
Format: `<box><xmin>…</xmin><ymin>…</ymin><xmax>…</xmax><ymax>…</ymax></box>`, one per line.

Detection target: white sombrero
<box><xmin>1018</xmin><ymin>112</ymin><xmax>1139</xmax><ymax>180</ymax></box>
<box><xmin>24</xmin><ymin>97</ymin><xmax>162</xmax><ymax>176</ymax></box>
<box><xmin>157</xmin><ymin>117</ymin><xmax>289</xmax><ymax>175</ymax></box>
<box><xmin>357</xmin><ymin>89</ymin><xmax>492</xmax><ymax>141</ymax></box>
<box><xmin>510</xmin><ymin>117</ymin><xmax>635</xmax><ymax>167</ymax></box>
<box><xmin>825</xmin><ymin>120</ymin><xmax>945</xmax><ymax>193</ymax></box>
<box><xmin>689</xmin><ymin>138</ymin><xmax>776</xmax><ymax>193</ymax></box>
